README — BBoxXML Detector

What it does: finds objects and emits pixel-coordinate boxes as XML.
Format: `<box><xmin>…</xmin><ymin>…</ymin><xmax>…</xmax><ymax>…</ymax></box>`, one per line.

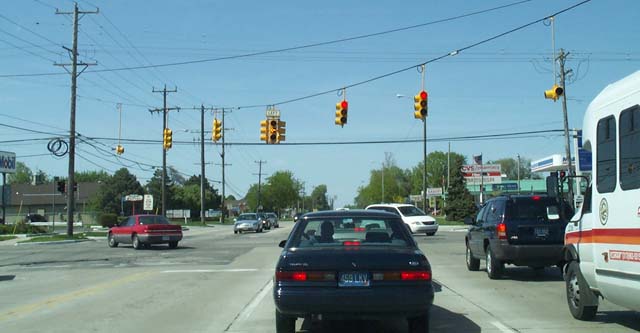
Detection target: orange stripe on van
<box><xmin>565</xmin><ymin>229</ymin><xmax>640</xmax><ymax>245</ymax></box>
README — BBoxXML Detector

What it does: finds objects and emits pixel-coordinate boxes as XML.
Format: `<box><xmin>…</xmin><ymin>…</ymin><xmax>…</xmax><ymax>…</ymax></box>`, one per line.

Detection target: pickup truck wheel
<box><xmin>275</xmin><ymin>309</ymin><xmax>295</xmax><ymax>333</ymax></box>
<box><xmin>132</xmin><ymin>235</ymin><xmax>142</xmax><ymax>250</ymax></box>
<box><xmin>466</xmin><ymin>243</ymin><xmax>480</xmax><ymax>271</ymax></box>
<box><xmin>566</xmin><ymin>261</ymin><xmax>598</xmax><ymax>320</ymax></box>
<box><xmin>107</xmin><ymin>233</ymin><xmax>118</xmax><ymax>248</ymax></box>
<box><xmin>486</xmin><ymin>247</ymin><xmax>503</xmax><ymax>279</ymax></box>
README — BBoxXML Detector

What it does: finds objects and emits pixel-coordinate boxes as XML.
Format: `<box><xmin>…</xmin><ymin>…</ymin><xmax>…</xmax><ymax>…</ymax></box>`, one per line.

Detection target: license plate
<box><xmin>162</xmin><ymin>236</ymin><xmax>170</xmax><ymax>241</ymax></box>
<box><xmin>534</xmin><ymin>227</ymin><xmax>549</xmax><ymax>237</ymax></box>
<box><xmin>338</xmin><ymin>272</ymin><xmax>370</xmax><ymax>287</ymax></box>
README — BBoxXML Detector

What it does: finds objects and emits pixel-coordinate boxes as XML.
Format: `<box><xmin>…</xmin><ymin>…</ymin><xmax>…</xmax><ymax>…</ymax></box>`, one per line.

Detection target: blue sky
<box><xmin>1</xmin><ymin>0</ymin><xmax>638</xmax><ymax>207</ymax></box>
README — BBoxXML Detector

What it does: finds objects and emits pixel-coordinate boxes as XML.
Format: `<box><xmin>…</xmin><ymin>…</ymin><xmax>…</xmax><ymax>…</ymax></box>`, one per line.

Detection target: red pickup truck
<box><xmin>108</xmin><ymin>214</ymin><xmax>182</xmax><ymax>250</ymax></box>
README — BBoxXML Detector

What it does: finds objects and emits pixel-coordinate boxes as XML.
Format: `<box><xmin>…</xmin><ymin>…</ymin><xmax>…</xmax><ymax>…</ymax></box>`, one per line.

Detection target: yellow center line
<box><xmin>0</xmin><ymin>271</ymin><xmax>155</xmax><ymax>322</ymax></box>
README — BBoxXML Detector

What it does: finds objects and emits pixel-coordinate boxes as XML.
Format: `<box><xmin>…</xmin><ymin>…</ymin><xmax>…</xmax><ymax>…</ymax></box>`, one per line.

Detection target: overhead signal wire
<box><xmin>237</xmin><ymin>0</ymin><xmax>592</xmax><ymax>109</ymax></box>
<box><xmin>1</xmin><ymin>0</ymin><xmax>534</xmax><ymax>78</ymax></box>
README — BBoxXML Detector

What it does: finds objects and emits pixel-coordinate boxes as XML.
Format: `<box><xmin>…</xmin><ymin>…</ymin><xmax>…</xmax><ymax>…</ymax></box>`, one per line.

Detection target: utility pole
<box><xmin>55</xmin><ymin>3</ymin><xmax>98</xmax><ymax>237</ymax></box>
<box><xmin>150</xmin><ymin>85</ymin><xmax>178</xmax><ymax>217</ymax></box>
<box><xmin>216</xmin><ymin>108</ymin><xmax>232</xmax><ymax>223</ymax></box>
<box><xmin>254</xmin><ymin>160</ymin><xmax>266</xmax><ymax>211</ymax></box>
<box><xmin>558</xmin><ymin>49</ymin><xmax>574</xmax><ymax>206</ymax></box>
<box><xmin>200</xmin><ymin>104</ymin><xmax>206</xmax><ymax>224</ymax></box>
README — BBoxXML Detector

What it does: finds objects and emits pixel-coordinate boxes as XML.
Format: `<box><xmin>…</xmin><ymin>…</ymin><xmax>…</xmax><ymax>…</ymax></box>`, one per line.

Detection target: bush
<box><xmin>0</xmin><ymin>223</ymin><xmax>47</xmax><ymax>235</ymax></box>
<box><xmin>98</xmin><ymin>213</ymin><xmax>119</xmax><ymax>228</ymax></box>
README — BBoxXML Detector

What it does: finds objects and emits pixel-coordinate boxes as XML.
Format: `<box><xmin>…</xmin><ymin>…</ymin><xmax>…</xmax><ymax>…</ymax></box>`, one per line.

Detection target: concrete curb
<box><xmin>14</xmin><ymin>239</ymin><xmax>94</xmax><ymax>246</ymax></box>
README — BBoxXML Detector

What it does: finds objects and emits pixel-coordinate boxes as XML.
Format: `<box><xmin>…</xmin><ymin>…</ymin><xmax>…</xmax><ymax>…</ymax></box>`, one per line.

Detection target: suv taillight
<box><xmin>496</xmin><ymin>223</ymin><xmax>507</xmax><ymax>240</ymax></box>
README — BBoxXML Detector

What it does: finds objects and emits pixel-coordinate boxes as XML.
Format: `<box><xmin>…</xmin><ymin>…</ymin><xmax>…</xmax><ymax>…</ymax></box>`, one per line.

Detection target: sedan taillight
<box><xmin>372</xmin><ymin>270</ymin><xmax>432</xmax><ymax>281</ymax></box>
<box><xmin>275</xmin><ymin>271</ymin><xmax>336</xmax><ymax>282</ymax></box>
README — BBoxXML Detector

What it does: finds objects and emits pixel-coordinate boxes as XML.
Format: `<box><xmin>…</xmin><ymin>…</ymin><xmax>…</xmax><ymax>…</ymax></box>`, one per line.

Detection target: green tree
<box><xmin>173</xmin><ymin>175</ymin><xmax>222</xmax><ymax>218</ymax></box>
<box><xmin>7</xmin><ymin>162</ymin><xmax>32</xmax><ymax>184</ymax></box>
<box><xmin>75</xmin><ymin>170</ymin><xmax>110</xmax><ymax>183</ymax></box>
<box><xmin>355</xmin><ymin>155</ymin><xmax>411</xmax><ymax>207</ymax></box>
<box><xmin>90</xmin><ymin>168</ymin><xmax>144</xmax><ymax>215</ymax></box>
<box><xmin>489</xmin><ymin>157</ymin><xmax>540</xmax><ymax>180</ymax></box>
<box><xmin>145</xmin><ymin>169</ymin><xmax>175</xmax><ymax>211</ymax></box>
<box><xmin>263</xmin><ymin>171</ymin><xmax>301</xmax><ymax>213</ymax></box>
<box><xmin>310</xmin><ymin>185</ymin><xmax>330</xmax><ymax>211</ymax></box>
<box><xmin>444</xmin><ymin>155</ymin><xmax>477</xmax><ymax>221</ymax></box>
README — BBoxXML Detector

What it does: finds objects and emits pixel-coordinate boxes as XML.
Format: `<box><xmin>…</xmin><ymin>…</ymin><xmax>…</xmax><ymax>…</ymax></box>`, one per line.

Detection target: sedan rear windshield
<box><xmin>291</xmin><ymin>217</ymin><xmax>411</xmax><ymax>248</ymax></box>
<box><xmin>139</xmin><ymin>216</ymin><xmax>170</xmax><ymax>225</ymax></box>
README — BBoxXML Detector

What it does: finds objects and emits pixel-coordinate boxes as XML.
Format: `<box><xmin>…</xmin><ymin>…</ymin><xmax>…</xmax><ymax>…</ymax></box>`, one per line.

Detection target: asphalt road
<box><xmin>0</xmin><ymin>222</ymin><xmax>638</xmax><ymax>332</ymax></box>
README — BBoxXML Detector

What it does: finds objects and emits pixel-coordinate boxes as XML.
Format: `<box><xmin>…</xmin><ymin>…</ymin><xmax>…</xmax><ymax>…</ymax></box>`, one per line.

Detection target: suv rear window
<box><xmin>291</xmin><ymin>217</ymin><xmax>411</xmax><ymax>248</ymax></box>
<box><xmin>506</xmin><ymin>198</ymin><xmax>572</xmax><ymax>221</ymax></box>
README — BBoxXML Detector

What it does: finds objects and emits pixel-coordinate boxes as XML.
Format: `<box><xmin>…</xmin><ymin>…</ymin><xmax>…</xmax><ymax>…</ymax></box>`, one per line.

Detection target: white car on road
<box><xmin>365</xmin><ymin>203</ymin><xmax>438</xmax><ymax>236</ymax></box>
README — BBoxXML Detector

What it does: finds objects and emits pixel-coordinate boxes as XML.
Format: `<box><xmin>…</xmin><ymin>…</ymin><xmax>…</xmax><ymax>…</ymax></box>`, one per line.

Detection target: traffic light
<box><xmin>163</xmin><ymin>128</ymin><xmax>173</xmax><ymax>150</ymax></box>
<box><xmin>260</xmin><ymin>119</ymin><xmax>269</xmax><ymax>142</ymax></box>
<box><xmin>414</xmin><ymin>90</ymin><xmax>428</xmax><ymax>120</ymax></box>
<box><xmin>559</xmin><ymin>170</ymin><xmax>567</xmax><ymax>182</ymax></box>
<box><xmin>57</xmin><ymin>180</ymin><xmax>66</xmax><ymax>193</ymax></box>
<box><xmin>212</xmin><ymin>118</ymin><xmax>222</xmax><ymax>142</ymax></box>
<box><xmin>544</xmin><ymin>84</ymin><xmax>564</xmax><ymax>101</ymax></box>
<box><xmin>276</xmin><ymin>120</ymin><xmax>286</xmax><ymax>143</ymax></box>
<box><xmin>268</xmin><ymin>119</ymin><xmax>278</xmax><ymax>144</ymax></box>
<box><xmin>335</xmin><ymin>100</ymin><xmax>348</xmax><ymax>126</ymax></box>
<box><xmin>115</xmin><ymin>144</ymin><xmax>124</xmax><ymax>155</ymax></box>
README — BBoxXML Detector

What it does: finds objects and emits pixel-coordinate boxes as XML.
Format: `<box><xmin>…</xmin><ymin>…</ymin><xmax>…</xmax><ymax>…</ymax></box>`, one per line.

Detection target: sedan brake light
<box><xmin>275</xmin><ymin>271</ymin><xmax>336</xmax><ymax>282</ymax></box>
<box><xmin>372</xmin><ymin>270</ymin><xmax>431</xmax><ymax>281</ymax></box>
<box><xmin>343</xmin><ymin>241</ymin><xmax>361</xmax><ymax>246</ymax></box>
<box><xmin>496</xmin><ymin>223</ymin><xmax>507</xmax><ymax>240</ymax></box>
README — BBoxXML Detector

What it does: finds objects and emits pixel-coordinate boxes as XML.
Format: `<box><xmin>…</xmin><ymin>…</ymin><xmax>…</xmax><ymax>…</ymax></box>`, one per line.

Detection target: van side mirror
<box><xmin>278</xmin><ymin>240</ymin><xmax>287</xmax><ymax>248</ymax></box>
<box><xmin>464</xmin><ymin>217</ymin><xmax>474</xmax><ymax>225</ymax></box>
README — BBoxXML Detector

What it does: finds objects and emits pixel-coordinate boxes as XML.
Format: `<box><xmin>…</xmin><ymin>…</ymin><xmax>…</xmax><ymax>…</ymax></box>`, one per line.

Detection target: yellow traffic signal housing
<box><xmin>276</xmin><ymin>120</ymin><xmax>286</xmax><ymax>143</ymax></box>
<box><xmin>335</xmin><ymin>100</ymin><xmax>348</xmax><ymax>126</ymax></box>
<box><xmin>414</xmin><ymin>90</ymin><xmax>428</xmax><ymax>120</ymax></box>
<box><xmin>260</xmin><ymin>119</ymin><xmax>269</xmax><ymax>142</ymax></box>
<box><xmin>116</xmin><ymin>144</ymin><xmax>124</xmax><ymax>155</ymax></box>
<box><xmin>268</xmin><ymin>119</ymin><xmax>278</xmax><ymax>144</ymax></box>
<box><xmin>212</xmin><ymin>118</ymin><xmax>222</xmax><ymax>142</ymax></box>
<box><xmin>544</xmin><ymin>84</ymin><xmax>564</xmax><ymax>101</ymax></box>
<box><xmin>163</xmin><ymin>128</ymin><xmax>173</xmax><ymax>150</ymax></box>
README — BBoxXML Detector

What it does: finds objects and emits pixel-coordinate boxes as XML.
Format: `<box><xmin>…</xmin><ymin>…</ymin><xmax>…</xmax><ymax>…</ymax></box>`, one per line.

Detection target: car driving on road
<box><xmin>274</xmin><ymin>209</ymin><xmax>434</xmax><ymax>333</ymax></box>
<box><xmin>234</xmin><ymin>213</ymin><xmax>263</xmax><ymax>234</ymax></box>
<box><xmin>464</xmin><ymin>195</ymin><xmax>571</xmax><ymax>279</ymax></box>
<box><xmin>108</xmin><ymin>214</ymin><xmax>182</xmax><ymax>250</ymax></box>
<box><xmin>266</xmin><ymin>212</ymin><xmax>279</xmax><ymax>228</ymax></box>
<box><xmin>366</xmin><ymin>203</ymin><xmax>439</xmax><ymax>236</ymax></box>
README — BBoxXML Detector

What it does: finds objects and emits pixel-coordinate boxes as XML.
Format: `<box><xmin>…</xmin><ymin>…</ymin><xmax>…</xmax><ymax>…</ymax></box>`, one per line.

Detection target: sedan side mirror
<box><xmin>464</xmin><ymin>217</ymin><xmax>474</xmax><ymax>225</ymax></box>
<box><xmin>278</xmin><ymin>240</ymin><xmax>287</xmax><ymax>248</ymax></box>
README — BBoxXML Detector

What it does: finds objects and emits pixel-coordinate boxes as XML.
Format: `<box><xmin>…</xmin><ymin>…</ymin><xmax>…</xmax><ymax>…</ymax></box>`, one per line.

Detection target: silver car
<box><xmin>234</xmin><ymin>213</ymin><xmax>263</xmax><ymax>234</ymax></box>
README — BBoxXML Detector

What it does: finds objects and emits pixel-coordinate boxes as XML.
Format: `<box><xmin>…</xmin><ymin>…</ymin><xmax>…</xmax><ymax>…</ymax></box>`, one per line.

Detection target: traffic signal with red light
<box><xmin>212</xmin><ymin>118</ymin><xmax>222</xmax><ymax>142</ymax></box>
<box><xmin>115</xmin><ymin>144</ymin><xmax>124</xmax><ymax>155</ymax></box>
<box><xmin>260</xmin><ymin>120</ymin><xmax>269</xmax><ymax>143</ymax></box>
<box><xmin>163</xmin><ymin>128</ymin><xmax>173</xmax><ymax>150</ymax></box>
<box><xmin>335</xmin><ymin>100</ymin><xmax>348</xmax><ymax>126</ymax></box>
<box><xmin>559</xmin><ymin>170</ymin><xmax>567</xmax><ymax>182</ymax></box>
<box><xmin>414</xmin><ymin>90</ymin><xmax>428</xmax><ymax>120</ymax></box>
<box><xmin>544</xmin><ymin>84</ymin><xmax>564</xmax><ymax>101</ymax></box>
<box><xmin>276</xmin><ymin>120</ymin><xmax>286</xmax><ymax>143</ymax></box>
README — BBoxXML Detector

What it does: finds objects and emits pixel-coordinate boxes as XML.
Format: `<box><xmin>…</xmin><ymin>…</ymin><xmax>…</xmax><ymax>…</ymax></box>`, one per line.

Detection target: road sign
<box><xmin>462</xmin><ymin>164</ymin><xmax>502</xmax><ymax>185</ymax></box>
<box><xmin>143</xmin><ymin>194</ymin><xmax>154</xmax><ymax>211</ymax></box>
<box><xmin>125</xmin><ymin>194</ymin><xmax>143</xmax><ymax>202</ymax></box>
<box><xmin>266</xmin><ymin>108</ymin><xmax>280</xmax><ymax>118</ymax></box>
<box><xmin>409</xmin><ymin>195</ymin><xmax>422</xmax><ymax>202</ymax></box>
<box><xmin>426</xmin><ymin>188</ymin><xmax>443</xmax><ymax>197</ymax></box>
<box><xmin>0</xmin><ymin>151</ymin><xmax>16</xmax><ymax>173</ymax></box>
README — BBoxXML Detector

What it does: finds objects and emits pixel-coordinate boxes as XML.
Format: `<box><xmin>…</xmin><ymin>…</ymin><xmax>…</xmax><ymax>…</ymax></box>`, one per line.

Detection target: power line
<box><xmin>0</xmin><ymin>0</ymin><xmax>534</xmax><ymax>78</ymax></box>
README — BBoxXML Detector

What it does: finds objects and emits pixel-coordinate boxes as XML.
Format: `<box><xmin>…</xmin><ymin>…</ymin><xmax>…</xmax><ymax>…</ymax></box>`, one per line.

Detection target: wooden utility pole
<box><xmin>150</xmin><ymin>85</ymin><xmax>178</xmax><ymax>216</ymax></box>
<box><xmin>55</xmin><ymin>3</ymin><xmax>98</xmax><ymax>237</ymax></box>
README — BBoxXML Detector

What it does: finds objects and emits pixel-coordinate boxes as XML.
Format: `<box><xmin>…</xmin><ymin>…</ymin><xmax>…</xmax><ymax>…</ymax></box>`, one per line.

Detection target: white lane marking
<box><xmin>238</xmin><ymin>279</ymin><xmax>273</xmax><ymax>322</ymax></box>
<box><xmin>162</xmin><ymin>268</ymin><xmax>259</xmax><ymax>273</ymax></box>
<box><xmin>26</xmin><ymin>265</ymin><xmax>70</xmax><ymax>269</ymax></box>
<box><xmin>491</xmin><ymin>321</ymin><xmax>516</xmax><ymax>333</ymax></box>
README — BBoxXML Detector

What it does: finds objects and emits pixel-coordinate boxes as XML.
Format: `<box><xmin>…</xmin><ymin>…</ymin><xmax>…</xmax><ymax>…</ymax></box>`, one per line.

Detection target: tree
<box><xmin>90</xmin><ymin>168</ymin><xmax>144</xmax><ymax>215</ymax></box>
<box><xmin>7</xmin><ymin>162</ymin><xmax>32</xmax><ymax>184</ymax></box>
<box><xmin>75</xmin><ymin>170</ymin><xmax>110</xmax><ymax>183</ymax></box>
<box><xmin>262</xmin><ymin>171</ymin><xmax>301</xmax><ymax>213</ymax></box>
<box><xmin>489</xmin><ymin>157</ymin><xmax>538</xmax><ymax>180</ymax></box>
<box><xmin>173</xmin><ymin>174</ymin><xmax>222</xmax><ymax>218</ymax></box>
<box><xmin>355</xmin><ymin>155</ymin><xmax>411</xmax><ymax>207</ymax></box>
<box><xmin>444</xmin><ymin>155</ymin><xmax>477</xmax><ymax>221</ymax></box>
<box><xmin>310</xmin><ymin>185</ymin><xmax>330</xmax><ymax>211</ymax></box>
<box><xmin>145</xmin><ymin>169</ymin><xmax>175</xmax><ymax>211</ymax></box>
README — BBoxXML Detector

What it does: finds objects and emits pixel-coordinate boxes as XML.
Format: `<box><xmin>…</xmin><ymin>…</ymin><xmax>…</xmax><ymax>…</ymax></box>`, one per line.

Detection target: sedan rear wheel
<box><xmin>466</xmin><ymin>243</ymin><xmax>480</xmax><ymax>271</ymax></box>
<box><xmin>132</xmin><ymin>235</ymin><xmax>142</xmax><ymax>250</ymax></box>
<box><xmin>408</xmin><ymin>313</ymin><xmax>430</xmax><ymax>333</ymax></box>
<box><xmin>107</xmin><ymin>233</ymin><xmax>118</xmax><ymax>248</ymax></box>
<box><xmin>275</xmin><ymin>310</ymin><xmax>295</xmax><ymax>333</ymax></box>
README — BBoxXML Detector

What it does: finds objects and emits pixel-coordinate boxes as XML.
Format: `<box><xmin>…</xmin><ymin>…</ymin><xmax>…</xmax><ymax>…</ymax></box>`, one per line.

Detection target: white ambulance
<box><xmin>563</xmin><ymin>71</ymin><xmax>640</xmax><ymax>320</ymax></box>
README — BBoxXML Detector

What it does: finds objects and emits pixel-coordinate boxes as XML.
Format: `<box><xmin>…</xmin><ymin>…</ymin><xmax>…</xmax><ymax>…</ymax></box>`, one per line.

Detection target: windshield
<box><xmin>507</xmin><ymin>198</ymin><xmax>573</xmax><ymax>221</ymax></box>
<box><xmin>397</xmin><ymin>206</ymin><xmax>427</xmax><ymax>217</ymax></box>
<box><xmin>290</xmin><ymin>217</ymin><xmax>411</xmax><ymax>248</ymax></box>
<box><xmin>138</xmin><ymin>216</ymin><xmax>170</xmax><ymax>225</ymax></box>
<box><xmin>238</xmin><ymin>214</ymin><xmax>257</xmax><ymax>221</ymax></box>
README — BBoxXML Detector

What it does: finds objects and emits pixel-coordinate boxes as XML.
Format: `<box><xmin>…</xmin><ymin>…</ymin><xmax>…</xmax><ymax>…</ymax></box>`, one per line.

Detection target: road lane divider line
<box><xmin>491</xmin><ymin>321</ymin><xmax>518</xmax><ymax>333</ymax></box>
<box><xmin>162</xmin><ymin>268</ymin><xmax>259</xmax><ymax>273</ymax></box>
<box><xmin>224</xmin><ymin>278</ymin><xmax>273</xmax><ymax>332</ymax></box>
<box><xmin>0</xmin><ymin>271</ymin><xmax>154</xmax><ymax>322</ymax></box>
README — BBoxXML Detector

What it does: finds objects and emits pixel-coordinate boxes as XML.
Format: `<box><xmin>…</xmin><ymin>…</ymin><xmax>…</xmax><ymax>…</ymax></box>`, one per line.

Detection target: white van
<box><xmin>563</xmin><ymin>71</ymin><xmax>640</xmax><ymax>320</ymax></box>
<box><xmin>365</xmin><ymin>203</ymin><xmax>438</xmax><ymax>236</ymax></box>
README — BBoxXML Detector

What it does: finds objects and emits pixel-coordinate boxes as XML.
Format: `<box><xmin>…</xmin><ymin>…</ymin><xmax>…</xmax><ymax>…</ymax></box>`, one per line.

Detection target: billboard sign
<box><xmin>143</xmin><ymin>194</ymin><xmax>154</xmax><ymax>211</ymax></box>
<box><xmin>0</xmin><ymin>151</ymin><xmax>16</xmax><ymax>174</ymax></box>
<box><xmin>462</xmin><ymin>164</ymin><xmax>502</xmax><ymax>185</ymax></box>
